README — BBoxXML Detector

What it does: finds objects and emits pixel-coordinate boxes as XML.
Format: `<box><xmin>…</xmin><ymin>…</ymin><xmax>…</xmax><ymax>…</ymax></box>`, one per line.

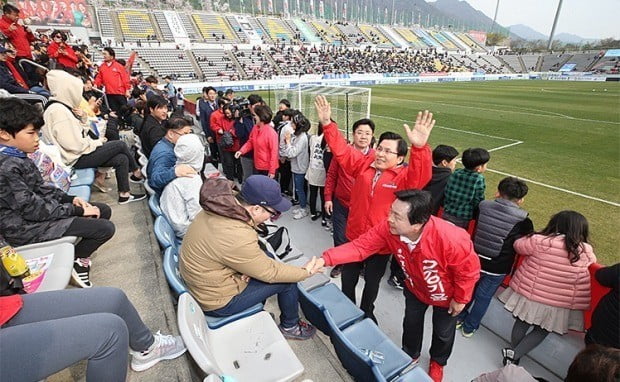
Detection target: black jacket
<box><xmin>140</xmin><ymin>115</ymin><xmax>166</xmax><ymax>158</ymax></box>
<box><xmin>587</xmin><ymin>264</ymin><xmax>620</xmax><ymax>349</ymax></box>
<box><xmin>0</xmin><ymin>62</ymin><xmax>28</xmax><ymax>94</ymax></box>
<box><xmin>423</xmin><ymin>166</ymin><xmax>452</xmax><ymax>215</ymax></box>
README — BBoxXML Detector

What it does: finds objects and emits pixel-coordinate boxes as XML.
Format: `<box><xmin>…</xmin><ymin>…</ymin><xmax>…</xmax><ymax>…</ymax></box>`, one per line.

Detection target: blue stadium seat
<box><xmin>163</xmin><ymin>246</ymin><xmax>263</xmax><ymax>329</ymax></box>
<box><xmin>67</xmin><ymin>185</ymin><xmax>91</xmax><ymax>202</ymax></box>
<box><xmin>326</xmin><ymin>311</ymin><xmax>414</xmax><ymax>382</ymax></box>
<box><xmin>70</xmin><ymin>168</ymin><xmax>96</xmax><ymax>186</ymax></box>
<box><xmin>298</xmin><ymin>283</ymin><xmax>364</xmax><ymax>335</ymax></box>
<box><xmin>148</xmin><ymin>194</ymin><xmax>162</xmax><ymax>217</ymax></box>
<box><xmin>153</xmin><ymin>216</ymin><xmax>180</xmax><ymax>250</ymax></box>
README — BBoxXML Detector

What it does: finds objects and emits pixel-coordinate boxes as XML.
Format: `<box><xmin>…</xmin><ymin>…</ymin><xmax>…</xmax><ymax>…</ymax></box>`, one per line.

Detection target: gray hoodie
<box><xmin>160</xmin><ymin>134</ymin><xmax>204</xmax><ymax>237</ymax></box>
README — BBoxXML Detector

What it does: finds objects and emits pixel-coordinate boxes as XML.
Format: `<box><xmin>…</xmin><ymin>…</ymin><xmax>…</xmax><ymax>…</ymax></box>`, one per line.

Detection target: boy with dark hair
<box><xmin>457</xmin><ymin>176</ymin><xmax>533</xmax><ymax>337</ymax></box>
<box><xmin>0</xmin><ymin>98</ymin><xmax>115</xmax><ymax>288</ymax></box>
<box><xmin>442</xmin><ymin>147</ymin><xmax>490</xmax><ymax>228</ymax></box>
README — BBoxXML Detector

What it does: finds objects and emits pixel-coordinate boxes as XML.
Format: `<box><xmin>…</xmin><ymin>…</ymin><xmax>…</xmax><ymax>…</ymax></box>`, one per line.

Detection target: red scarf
<box><xmin>6</xmin><ymin>58</ymin><xmax>29</xmax><ymax>90</ymax></box>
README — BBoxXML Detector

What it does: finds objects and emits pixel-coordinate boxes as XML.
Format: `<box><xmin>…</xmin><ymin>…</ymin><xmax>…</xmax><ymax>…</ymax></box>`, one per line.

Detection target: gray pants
<box><xmin>0</xmin><ymin>288</ymin><xmax>154</xmax><ymax>381</ymax></box>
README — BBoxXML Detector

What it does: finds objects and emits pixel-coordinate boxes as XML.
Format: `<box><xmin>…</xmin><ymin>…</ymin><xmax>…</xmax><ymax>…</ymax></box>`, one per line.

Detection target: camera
<box><xmin>230</xmin><ymin>96</ymin><xmax>251</xmax><ymax>118</ymax></box>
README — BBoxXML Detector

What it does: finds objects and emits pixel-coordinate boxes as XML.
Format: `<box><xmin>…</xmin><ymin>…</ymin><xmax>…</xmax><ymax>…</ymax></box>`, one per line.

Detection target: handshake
<box><xmin>301</xmin><ymin>256</ymin><xmax>327</xmax><ymax>276</ymax></box>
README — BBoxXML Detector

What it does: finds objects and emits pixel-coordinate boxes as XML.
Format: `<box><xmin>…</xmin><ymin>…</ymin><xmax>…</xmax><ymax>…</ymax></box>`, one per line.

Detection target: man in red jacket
<box><xmin>315</xmin><ymin>95</ymin><xmax>433</xmax><ymax>323</ymax></box>
<box><xmin>313</xmin><ymin>189</ymin><xmax>481</xmax><ymax>382</ymax></box>
<box><xmin>0</xmin><ymin>4</ymin><xmax>37</xmax><ymax>82</ymax></box>
<box><xmin>94</xmin><ymin>47</ymin><xmax>130</xmax><ymax>114</ymax></box>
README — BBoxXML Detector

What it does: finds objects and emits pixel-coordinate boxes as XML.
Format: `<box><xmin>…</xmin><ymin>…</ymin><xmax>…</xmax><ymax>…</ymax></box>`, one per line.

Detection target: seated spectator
<box><xmin>0</xmin><ymin>98</ymin><xmax>114</xmax><ymax>288</ymax></box>
<box><xmin>180</xmin><ymin>175</ymin><xmax>319</xmax><ymax>340</ymax></box>
<box><xmin>139</xmin><ymin>95</ymin><xmax>168</xmax><ymax>158</ymax></box>
<box><xmin>0</xmin><ymin>46</ymin><xmax>36</xmax><ymax>95</ymax></box>
<box><xmin>41</xmin><ymin>70</ymin><xmax>145</xmax><ymax>204</ymax></box>
<box><xmin>442</xmin><ymin>148</ymin><xmax>490</xmax><ymax>229</ymax></box>
<box><xmin>160</xmin><ymin>134</ymin><xmax>204</xmax><ymax>237</ymax></box>
<box><xmin>0</xmin><ymin>287</ymin><xmax>186</xmax><ymax>380</ymax></box>
<box><xmin>146</xmin><ymin>117</ymin><xmax>195</xmax><ymax>195</ymax></box>
<box><xmin>47</xmin><ymin>31</ymin><xmax>78</xmax><ymax>69</ymax></box>
<box><xmin>457</xmin><ymin>177</ymin><xmax>533</xmax><ymax>337</ymax></box>
<box><xmin>585</xmin><ymin>263</ymin><xmax>619</xmax><ymax>349</ymax></box>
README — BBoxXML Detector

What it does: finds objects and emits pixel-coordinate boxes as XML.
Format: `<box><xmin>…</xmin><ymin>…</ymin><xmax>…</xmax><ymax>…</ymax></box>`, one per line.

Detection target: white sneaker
<box><xmin>130</xmin><ymin>331</ymin><xmax>186</xmax><ymax>372</ymax></box>
<box><xmin>293</xmin><ymin>208</ymin><xmax>309</xmax><ymax>220</ymax></box>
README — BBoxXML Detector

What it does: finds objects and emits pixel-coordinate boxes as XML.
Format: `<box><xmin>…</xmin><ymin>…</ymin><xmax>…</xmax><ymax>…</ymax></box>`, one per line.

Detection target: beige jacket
<box><xmin>42</xmin><ymin>70</ymin><xmax>103</xmax><ymax>167</ymax></box>
<box><xmin>179</xmin><ymin>178</ymin><xmax>309</xmax><ymax>311</ymax></box>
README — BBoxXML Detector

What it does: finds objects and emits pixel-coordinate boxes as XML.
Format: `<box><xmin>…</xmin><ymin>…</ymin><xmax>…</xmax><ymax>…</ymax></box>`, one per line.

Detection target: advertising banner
<box><xmin>15</xmin><ymin>0</ymin><xmax>93</xmax><ymax>27</ymax></box>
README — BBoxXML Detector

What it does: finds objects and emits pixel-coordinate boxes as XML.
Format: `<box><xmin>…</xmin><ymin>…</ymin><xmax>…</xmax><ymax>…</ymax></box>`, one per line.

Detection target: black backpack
<box><xmin>256</xmin><ymin>223</ymin><xmax>293</xmax><ymax>260</ymax></box>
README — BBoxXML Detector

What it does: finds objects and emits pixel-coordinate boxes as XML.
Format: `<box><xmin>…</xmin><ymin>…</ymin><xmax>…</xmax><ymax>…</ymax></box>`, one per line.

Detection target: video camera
<box><xmin>230</xmin><ymin>96</ymin><xmax>252</xmax><ymax>119</ymax></box>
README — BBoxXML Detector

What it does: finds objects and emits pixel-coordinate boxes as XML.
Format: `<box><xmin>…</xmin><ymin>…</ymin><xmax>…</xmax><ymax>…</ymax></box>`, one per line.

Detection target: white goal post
<box><xmin>274</xmin><ymin>84</ymin><xmax>372</xmax><ymax>138</ymax></box>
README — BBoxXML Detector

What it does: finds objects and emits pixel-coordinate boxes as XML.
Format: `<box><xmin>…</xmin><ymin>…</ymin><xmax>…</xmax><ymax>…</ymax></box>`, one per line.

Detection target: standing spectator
<box><xmin>585</xmin><ymin>263</ymin><xmax>619</xmax><ymax>349</ymax></box>
<box><xmin>0</xmin><ymin>4</ymin><xmax>36</xmax><ymax>80</ymax></box>
<box><xmin>281</xmin><ymin>113</ymin><xmax>310</xmax><ymax>218</ymax></box>
<box><xmin>224</xmin><ymin>88</ymin><xmax>234</xmax><ymax>101</ymax></box>
<box><xmin>94</xmin><ymin>47</ymin><xmax>130</xmax><ymax>114</ymax></box>
<box><xmin>442</xmin><ymin>148</ymin><xmax>490</xmax><ymax>229</ymax></box>
<box><xmin>196</xmin><ymin>86</ymin><xmax>219</xmax><ymax>168</ymax></box>
<box><xmin>314</xmin><ymin>190</ymin><xmax>480</xmax><ymax>381</ymax></box>
<box><xmin>304</xmin><ymin>123</ymin><xmax>327</xmax><ymax>222</ymax></box>
<box><xmin>315</xmin><ymin>95</ymin><xmax>433</xmax><ymax>322</ymax></box>
<box><xmin>273</xmin><ymin>98</ymin><xmax>291</xmax><ymax>127</ymax></box>
<box><xmin>163</xmin><ymin>75</ymin><xmax>176</xmax><ymax>110</ymax></box>
<box><xmin>211</xmin><ymin>102</ymin><xmax>240</xmax><ymax>182</ymax></box>
<box><xmin>277</xmin><ymin>108</ymin><xmax>296</xmax><ymax>196</ymax></box>
<box><xmin>425</xmin><ymin>145</ymin><xmax>459</xmax><ymax>215</ymax></box>
<box><xmin>457</xmin><ymin>177</ymin><xmax>533</xmax><ymax>337</ymax></box>
<box><xmin>235</xmin><ymin>105</ymin><xmax>279</xmax><ymax>178</ymax></box>
<box><xmin>176</xmin><ymin>87</ymin><xmax>185</xmax><ymax>112</ymax></box>
<box><xmin>324</xmin><ymin>118</ymin><xmax>374</xmax><ymax>278</ymax></box>
<box><xmin>235</xmin><ymin>94</ymin><xmax>264</xmax><ymax>181</ymax></box>
<box><xmin>47</xmin><ymin>31</ymin><xmax>78</xmax><ymax>69</ymax></box>
<box><xmin>499</xmin><ymin>211</ymin><xmax>596</xmax><ymax>365</ymax></box>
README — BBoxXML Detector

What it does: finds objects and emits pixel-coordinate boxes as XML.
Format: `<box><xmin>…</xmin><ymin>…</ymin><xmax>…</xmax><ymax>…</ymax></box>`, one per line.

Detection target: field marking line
<box><xmin>485</xmin><ymin>168</ymin><xmax>620</xmax><ymax>207</ymax></box>
<box><xmin>371</xmin><ymin>95</ymin><xmax>620</xmax><ymax>125</ymax></box>
<box><xmin>487</xmin><ymin>141</ymin><xmax>524</xmax><ymax>152</ymax></box>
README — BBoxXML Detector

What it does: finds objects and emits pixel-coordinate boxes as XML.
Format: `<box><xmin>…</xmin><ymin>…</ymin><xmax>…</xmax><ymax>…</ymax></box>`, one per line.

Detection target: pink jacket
<box><xmin>510</xmin><ymin>234</ymin><xmax>596</xmax><ymax>310</ymax></box>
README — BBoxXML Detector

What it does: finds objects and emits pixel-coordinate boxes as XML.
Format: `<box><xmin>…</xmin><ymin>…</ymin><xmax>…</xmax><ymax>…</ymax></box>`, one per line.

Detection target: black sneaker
<box><xmin>129</xmin><ymin>174</ymin><xmax>145</xmax><ymax>184</ymax></box>
<box><xmin>387</xmin><ymin>275</ymin><xmax>404</xmax><ymax>290</ymax></box>
<box><xmin>119</xmin><ymin>193</ymin><xmax>147</xmax><ymax>204</ymax></box>
<box><xmin>71</xmin><ymin>258</ymin><xmax>92</xmax><ymax>288</ymax></box>
<box><xmin>291</xmin><ymin>199</ymin><xmax>300</xmax><ymax>206</ymax></box>
<box><xmin>330</xmin><ymin>265</ymin><xmax>343</xmax><ymax>278</ymax></box>
<box><xmin>310</xmin><ymin>213</ymin><xmax>321</xmax><ymax>221</ymax></box>
<box><xmin>279</xmin><ymin>320</ymin><xmax>316</xmax><ymax>340</ymax></box>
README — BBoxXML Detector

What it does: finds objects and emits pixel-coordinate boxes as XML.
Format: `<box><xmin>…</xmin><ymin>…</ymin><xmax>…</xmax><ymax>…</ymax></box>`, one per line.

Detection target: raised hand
<box><xmin>403</xmin><ymin>110</ymin><xmax>435</xmax><ymax>148</ymax></box>
<box><xmin>314</xmin><ymin>95</ymin><xmax>332</xmax><ymax>127</ymax></box>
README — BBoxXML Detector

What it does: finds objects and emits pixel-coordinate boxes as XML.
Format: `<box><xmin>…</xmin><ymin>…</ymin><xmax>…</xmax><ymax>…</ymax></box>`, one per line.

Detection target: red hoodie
<box><xmin>0</xmin><ymin>16</ymin><xmax>35</xmax><ymax>59</ymax></box>
<box><xmin>324</xmin><ymin>146</ymin><xmax>374</xmax><ymax>209</ymax></box>
<box><xmin>94</xmin><ymin>59</ymin><xmax>130</xmax><ymax>96</ymax></box>
<box><xmin>322</xmin><ymin>121</ymin><xmax>432</xmax><ymax>241</ymax></box>
<box><xmin>239</xmin><ymin>123</ymin><xmax>279</xmax><ymax>176</ymax></box>
<box><xmin>47</xmin><ymin>42</ymin><xmax>79</xmax><ymax>69</ymax></box>
<box><xmin>323</xmin><ymin>217</ymin><xmax>481</xmax><ymax>308</ymax></box>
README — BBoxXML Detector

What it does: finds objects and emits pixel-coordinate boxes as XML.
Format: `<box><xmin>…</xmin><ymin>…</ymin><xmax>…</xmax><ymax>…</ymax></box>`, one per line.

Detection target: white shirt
<box><xmin>399</xmin><ymin>234</ymin><xmax>422</xmax><ymax>252</ymax></box>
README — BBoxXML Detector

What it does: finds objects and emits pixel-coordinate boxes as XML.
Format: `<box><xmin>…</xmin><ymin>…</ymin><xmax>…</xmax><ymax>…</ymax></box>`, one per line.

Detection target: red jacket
<box><xmin>239</xmin><ymin>123</ymin><xmax>279</xmax><ymax>176</ymax></box>
<box><xmin>323</xmin><ymin>121</ymin><xmax>432</xmax><ymax>241</ymax></box>
<box><xmin>210</xmin><ymin>110</ymin><xmax>240</xmax><ymax>152</ymax></box>
<box><xmin>324</xmin><ymin>146</ymin><xmax>374</xmax><ymax>209</ymax></box>
<box><xmin>323</xmin><ymin>217</ymin><xmax>481</xmax><ymax>308</ymax></box>
<box><xmin>94</xmin><ymin>60</ymin><xmax>130</xmax><ymax>96</ymax></box>
<box><xmin>0</xmin><ymin>16</ymin><xmax>35</xmax><ymax>58</ymax></box>
<box><xmin>47</xmin><ymin>42</ymin><xmax>79</xmax><ymax>69</ymax></box>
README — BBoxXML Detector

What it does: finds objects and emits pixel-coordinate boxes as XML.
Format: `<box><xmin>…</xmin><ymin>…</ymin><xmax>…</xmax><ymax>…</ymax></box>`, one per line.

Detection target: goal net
<box><xmin>274</xmin><ymin>84</ymin><xmax>371</xmax><ymax>138</ymax></box>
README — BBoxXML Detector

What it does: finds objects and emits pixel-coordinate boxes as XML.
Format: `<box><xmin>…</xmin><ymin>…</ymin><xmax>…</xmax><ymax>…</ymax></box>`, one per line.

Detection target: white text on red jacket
<box><xmin>422</xmin><ymin>259</ymin><xmax>447</xmax><ymax>301</ymax></box>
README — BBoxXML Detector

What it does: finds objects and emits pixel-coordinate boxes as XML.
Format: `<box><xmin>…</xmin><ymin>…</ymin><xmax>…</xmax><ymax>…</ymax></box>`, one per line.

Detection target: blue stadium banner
<box><xmin>604</xmin><ymin>49</ymin><xmax>620</xmax><ymax>57</ymax></box>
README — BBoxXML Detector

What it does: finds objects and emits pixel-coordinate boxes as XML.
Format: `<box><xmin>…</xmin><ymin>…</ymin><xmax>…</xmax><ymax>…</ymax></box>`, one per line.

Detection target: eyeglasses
<box><xmin>170</xmin><ymin>130</ymin><xmax>193</xmax><ymax>136</ymax></box>
<box><xmin>375</xmin><ymin>146</ymin><xmax>399</xmax><ymax>156</ymax></box>
<box><xmin>261</xmin><ymin>205</ymin><xmax>280</xmax><ymax>218</ymax></box>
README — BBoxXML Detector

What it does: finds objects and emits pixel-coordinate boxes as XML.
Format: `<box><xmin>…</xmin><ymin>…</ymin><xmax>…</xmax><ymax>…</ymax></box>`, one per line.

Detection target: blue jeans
<box><xmin>207</xmin><ymin>278</ymin><xmax>300</xmax><ymax>328</ymax></box>
<box><xmin>30</xmin><ymin>86</ymin><xmax>51</xmax><ymax>97</ymax></box>
<box><xmin>293</xmin><ymin>172</ymin><xmax>307</xmax><ymax>208</ymax></box>
<box><xmin>458</xmin><ymin>272</ymin><xmax>506</xmax><ymax>332</ymax></box>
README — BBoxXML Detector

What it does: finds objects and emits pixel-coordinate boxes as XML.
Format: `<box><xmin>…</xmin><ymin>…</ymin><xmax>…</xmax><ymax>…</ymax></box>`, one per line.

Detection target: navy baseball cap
<box><xmin>241</xmin><ymin>175</ymin><xmax>292</xmax><ymax>213</ymax></box>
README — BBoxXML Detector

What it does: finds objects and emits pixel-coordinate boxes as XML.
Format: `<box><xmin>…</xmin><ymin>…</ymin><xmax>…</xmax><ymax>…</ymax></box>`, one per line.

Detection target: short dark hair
<box><xmin>432</xmin><ymin>145</ymin><xmax>459</xmax><ymax>166</ymax></box>
<box><xmin>461</xmin><ymin>148</ymin><xmax>490</xmax><ymax>170</ymax></box>
<box><xmin>145</xmin><ymin>75</ymin><xmax>158</xmax><ymax>84</ymax></box>
<box><xmin>497</xmin><ymin>177</ymin><xmax>528</xmax><ymax>201</ymax></box>
<box><xmin>0</xmin><ymin>98</ymin><xmax>44</xmax><ymax>137</ymax></box>
<box><xmin>254</xmin><ymin>105</ymin><xmax>272</xmax><ymax>123</ymax></box>
<box><xmin>353</xmin><ymin>118</ymin><xmax>375</xmax><ymax>133</ymax></box>
<box><xmin>102</xmin><ymin>47</ymin><xmax>115</xmax><ymax>58</ymax></box>
<box><xmin>202</xmin><ymin>86</ymin><xmax>216</xmax><ymax>94</ymax></box>
<box><xmin>394</xmin><ymin>189</ymin><xmax>433</xmax><ymax>225</ymax></box>
<box><xmin>566</xmin><ymin>344</ymin><xmax>620</xmax><ymax>382</ymax></box>
<box><xmin>165</xmin><ymin>117</ymin><xmax>192</xmax><ymax>131</ymax></box>
<box><xmin>247</xmin><ymin>94</ymin><xmax>263</xmax><ymax>106</ymax></box>
<box><xmin>279</xmin><ymin>99</ymin><xmax>291</xmax><ymax>108</ymax></box>
<box><xmin>217</xmin><ymin>98</ymin><xmax>228</xmax><ymax>108</ymax></box>
<box><xmin>282</xmin><ymin>108</ymin><xmax>297</xmax><ymax>118</ymax></box>
<box><xmin>225</xmin><ymin>88</ymin><xmax>234</xmax><ymax>95</ymax></box>
<box><xmin>3</xmin><ymin>4</ymin><xmax>19</xmax><ymax>14</ymax></box>
<box><xmin>146</xmin><ymin>95</ymin><xmax>168</xmax><ymax>111</ymax></box>
<box><xmin>378</xmin><ymin>131</ymin><xmax>408</xmax><ymax>157</ymax></box>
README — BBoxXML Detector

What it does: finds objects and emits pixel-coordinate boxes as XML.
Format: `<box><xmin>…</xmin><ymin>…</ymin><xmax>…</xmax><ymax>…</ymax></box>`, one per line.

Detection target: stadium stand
<box><xmin>393</xmin><ymin>27</ymin><xmax>430</xmax><ymax>49</ymax></box>
<box><xmin>334</xmin><ymin>22</ymin><xmax>368</xmax><ymax>46</ymax></box>
<box><xmin>540</xmin><ymin>53</ymin><xmax>572</xmax><ymax>71</ymax></box>
<box><xmin>309</xmin><ymin>20</ymin><xmax>347</xmax><ymax>46</ymax></box>
<box><xmin>177</xmin><ymin>12</ymin><xmax>201</xmax><ymax>41</ymax></box>
<box><xmin>152</xmin><ymin>11</ymin><xmax>175</xmax><ymax>42</ymax></box>
<box><xmin>192</xmin><ymin>13</ymin><xmax>239</xmax><ymax>43</ymax></box>
<box><xmin>134</xmin><ymin>48</ymin><xmax>197</xmax><ymax>79</ymax></box>
<box><xmin>192</xmin><ymin>48</ymin><xmax>242</xmax><ymax>81</ymax></box>
<box><xmin>95</xmin><ymin>8</ymin><xmax>116</xmax><ymax>39</ymax></box>
<box><xmin>455</xmin><ymin>32</ymin><xmax>487</xmax><ymax>52</ymax></box>
<box><xmin>359</xmin><ymin>24</ymin><xmax>393</xmax><ymax>48</ymax></box>
<box><xmin>592</xmin><ymin>55</ymin><xmax>619</xmax><ymax>73</ymax></box>
<box><xmin>429</xmin><ymin>31</ymin><xmax>458</xmax><ymax>50</ymax></box>
<box><xmin>521</xmin><ymin>54</ymin><xmax>541</xmax><ymax>71</ymax></box>
<box><xmin>116</xmin><ymin>10</ymin><xmax>158</xmax><ymax>42</ymax></box>
<box><xmin>256</xmin><ymin>16</ymin><xmax>297</xmax><ymax>43</ymax></box>
<box><xmin>566</xmin><ymin>53</ymin><xmax>601</xmax><ymax>71</ymax></box>
<box><xmin>246</xmin><ymin>16</ymin><xmax>273</xmax><ymax>44</ymax></box>
<box><xmin>498</xmin><ymin>54</ymin><xmax>525</xmax><ymax>73</ymax></box>
<box><xmin>442</xmin><ymin>30</ymin><xmax>470</xmax><ymax>51</ymax></box>
<box><xmin>232</xmin><ymin>47</ymin><xmax>280</xmax><ymax>80</ymax></box>
<box><xmin>224</xmin><ymin>15</ymin><xmax>249</xmax><ymax>43</ymax></box>
<box><xmin>414</xmin><ymin>28</ymin><xmax>443</xmax><ymax>49</ymax></box>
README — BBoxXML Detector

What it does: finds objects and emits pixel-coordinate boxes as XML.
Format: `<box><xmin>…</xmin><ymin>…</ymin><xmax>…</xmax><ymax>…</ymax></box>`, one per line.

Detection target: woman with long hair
<box><xmin>499</xmin><ymin>210</ymin><xmax>596</xmax><ymax>365</ymax></box>
<box><xmin>281</xmin><ymin>113</ymin><xmax>310</xmax><ymax>219</ymax></box>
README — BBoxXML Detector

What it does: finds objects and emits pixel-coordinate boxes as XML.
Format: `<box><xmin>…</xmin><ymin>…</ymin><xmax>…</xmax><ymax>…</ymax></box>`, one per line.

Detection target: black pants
<box><xmin>402</xmin><ymin>288</ymin><xmax>457</xmax><ymax>366</ymax></box>
<box><xmin>279</xmin><ymin>160</ymin><xmax>292</xmax><ymax>194</ymax></box>
<box><xmin>442</xmin><ymin>213</ymin><xmax>470</xmax><ymax>229</ymax></box>
<box><xmin>208</xmin><ymin>141</ymin><xmax>220</xmax><ymax>168</ymax></box>
<box><xmin>106</xmin><ymin>94</ymin><xmax>127</xmax><ymax>115</ymax></box>
<box><xmin>219</xmin><ymin>148</ymin><xmax>242</xmax><ymax>182</ymax></box>
<box><xmin>73</xmin><ymin>141</ymin><xmax>139</xmax><ymax>193</ymax></box>
<box><xmin>62</xmin><ymin>202</ymin><xmax>115</xmax><ymax>259</ymax></box>
<box><xmin>390</xmin><ymin>256</ymin><xmax>405</xmax><ymax>282</ymax></box>
<box><xmin>308</xmin><ymin>185</ymin><xmax>325</xmax><ymax>216</ymax></box>
<box><xmin>341</xmin><ymin>253</ymin><xmax>391</xmax><ymax>323</ymax></box>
